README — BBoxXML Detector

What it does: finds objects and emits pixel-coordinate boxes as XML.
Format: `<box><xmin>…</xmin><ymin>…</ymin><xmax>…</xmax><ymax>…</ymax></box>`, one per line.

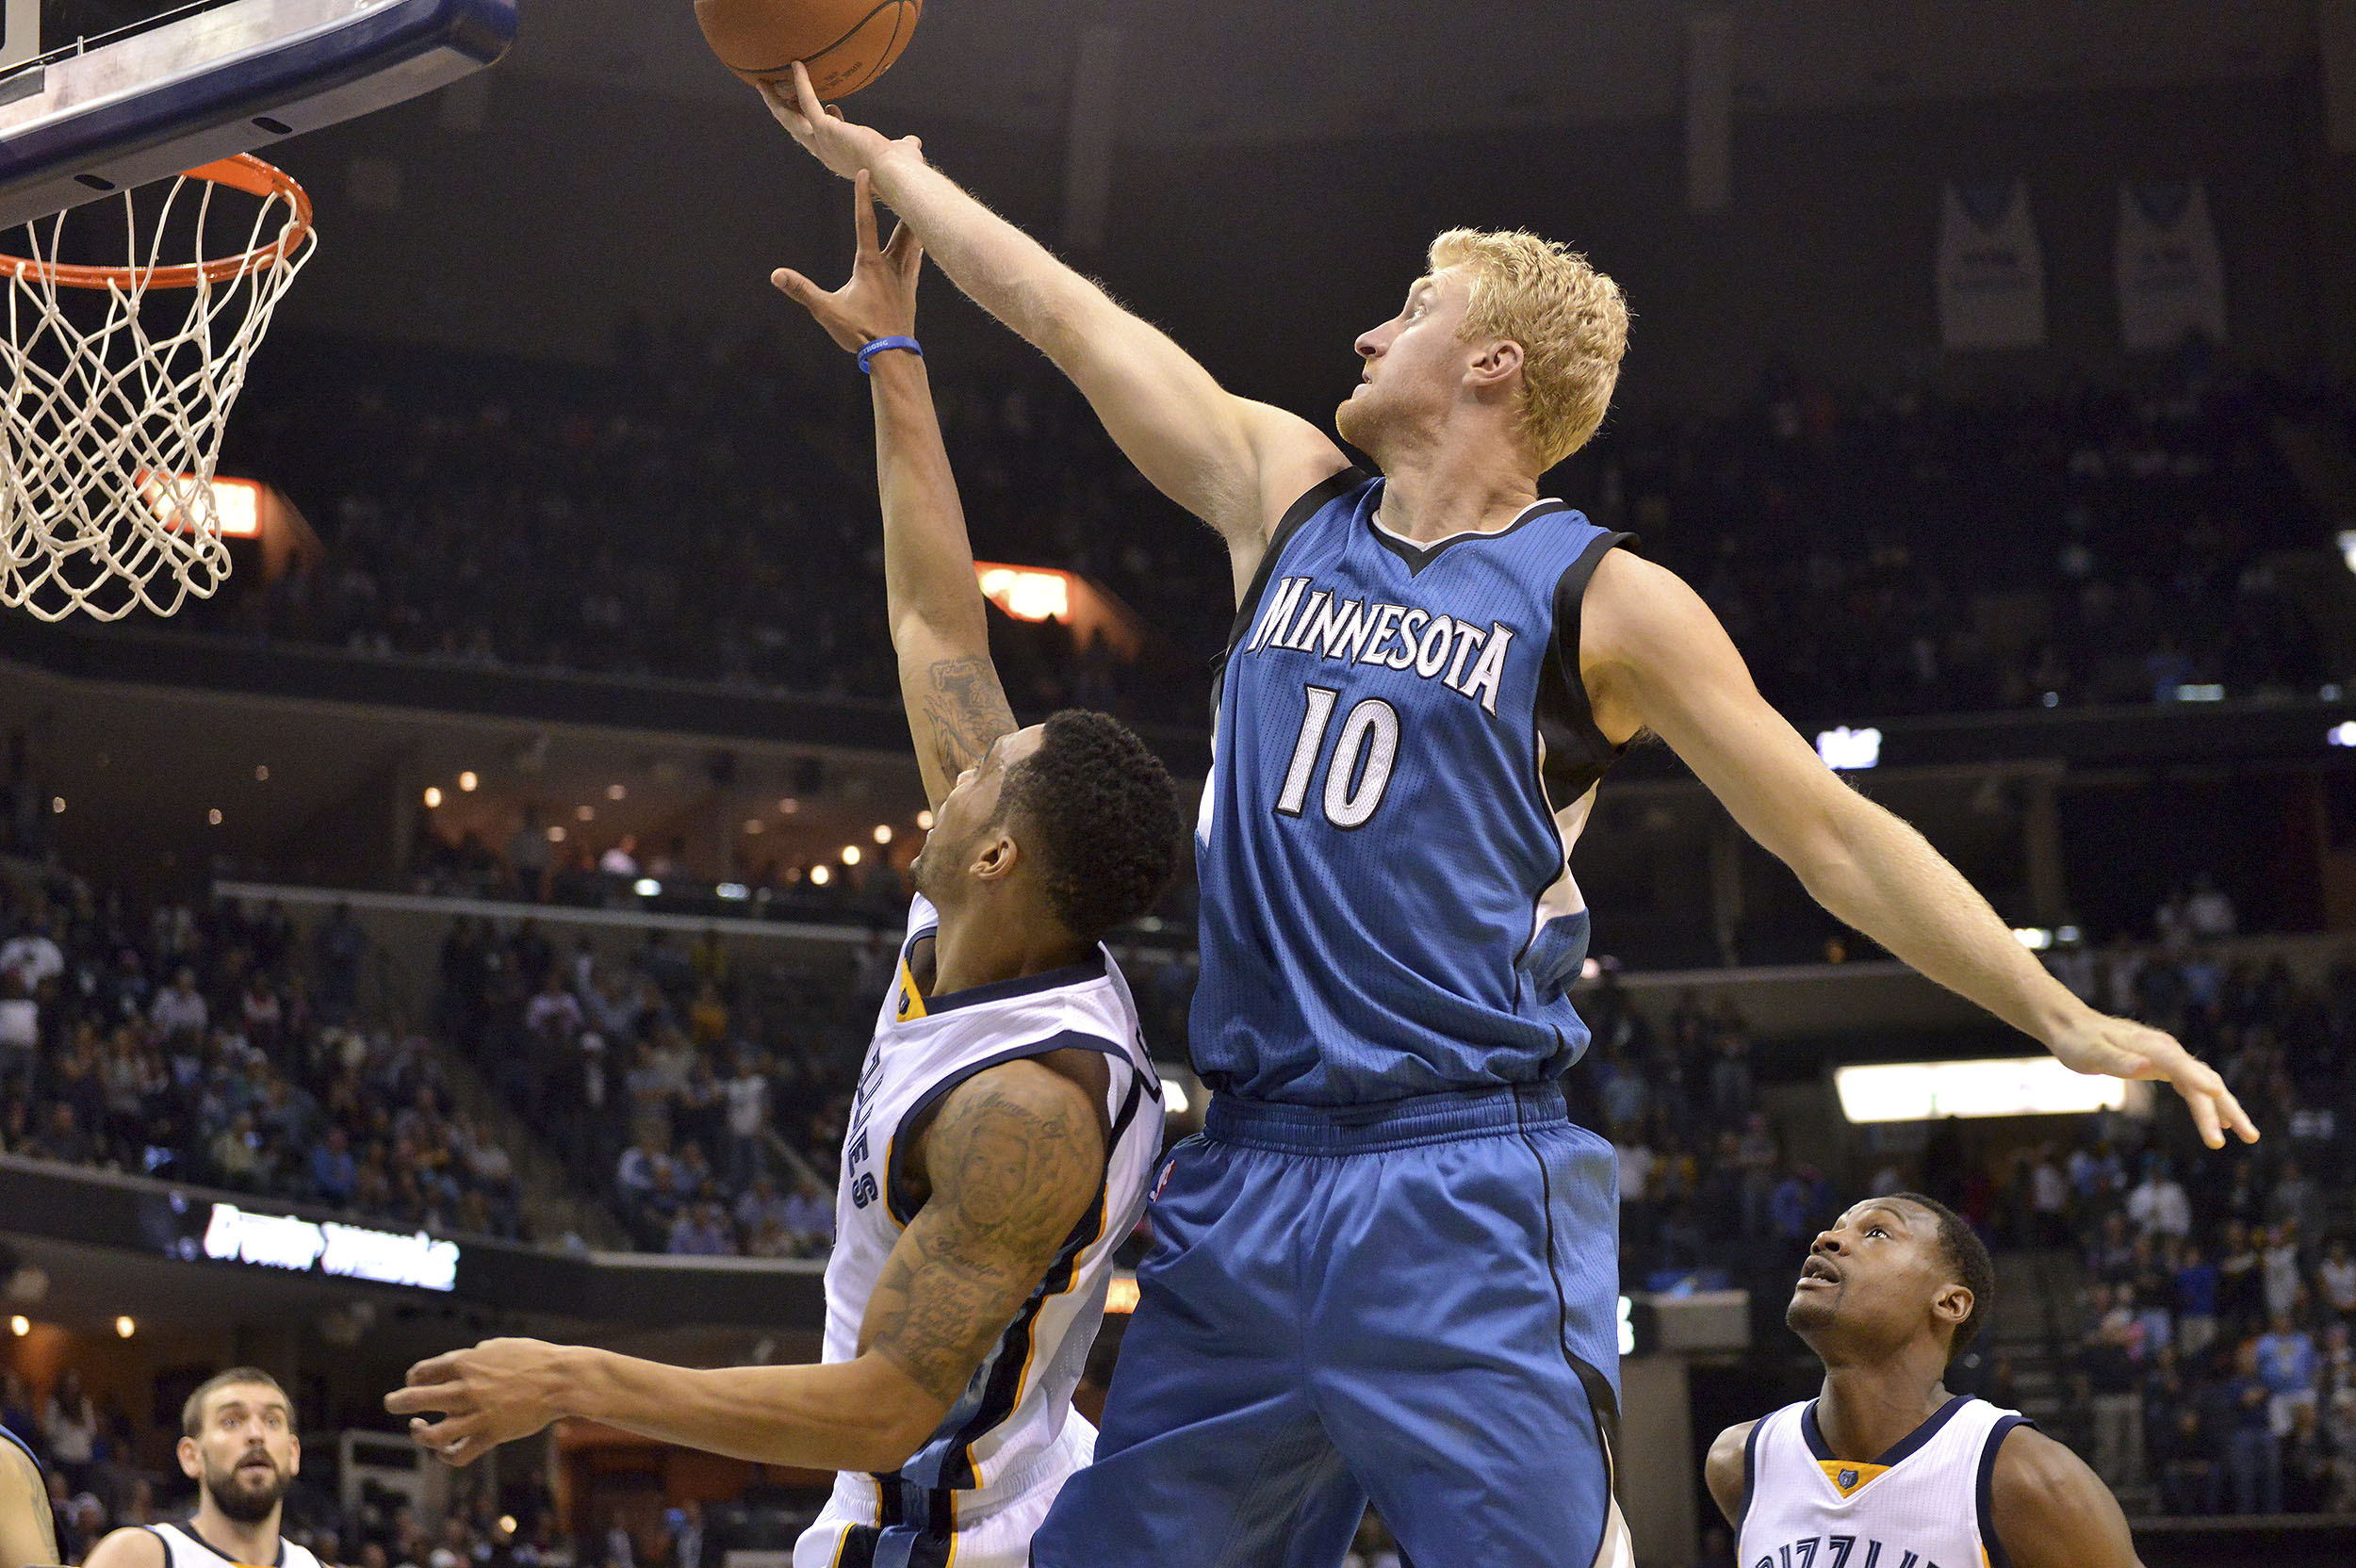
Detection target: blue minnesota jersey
<box><xmin>1192</xmin><ymin>469</ymin><xmax>1636</xmax><ymax>1104</ymax></box>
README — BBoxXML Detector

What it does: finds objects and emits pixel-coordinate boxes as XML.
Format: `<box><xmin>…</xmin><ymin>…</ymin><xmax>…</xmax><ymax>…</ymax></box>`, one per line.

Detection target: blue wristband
<box><xmin>858</xmin><ymin>335</ymin><xmax>923</xmax><ymax>374</ymax></box>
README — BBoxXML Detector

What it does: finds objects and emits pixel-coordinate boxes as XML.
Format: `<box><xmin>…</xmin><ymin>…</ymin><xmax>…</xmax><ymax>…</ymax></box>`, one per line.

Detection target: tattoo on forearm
<box><xmin>861</xmin><ymin>1073</ymin><xmax>1102</xmax><ymax>1406</ymax></box>
<box><xmin>919</xmin><ymin>655</ymin><xmax>1016</xmax><ymax>785</ymax></box>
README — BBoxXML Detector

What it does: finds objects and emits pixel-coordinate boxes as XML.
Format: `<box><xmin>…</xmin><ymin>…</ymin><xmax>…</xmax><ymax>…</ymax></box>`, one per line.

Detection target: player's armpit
<box><xmin>1701</xmin><ymin>1421</ymin><xmax>1756</xmax><ymax>1531</ymax></box>
<box><xmin>1986</xmin><ymin>1425</ymin><xmax>2143</xmax><ymax>1568</ymax></box>
<box><xmin>858</xmin><ymin>1059</ymin><xmax>1107</xmax><ymax>1407</ymax></box>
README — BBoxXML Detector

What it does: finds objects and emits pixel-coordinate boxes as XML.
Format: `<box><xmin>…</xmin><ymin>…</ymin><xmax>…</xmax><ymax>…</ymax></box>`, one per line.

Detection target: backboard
<box><xmin>0</xmin><ymin>0</ymin><xmax>516</xmax><ymax>230</ymax></box>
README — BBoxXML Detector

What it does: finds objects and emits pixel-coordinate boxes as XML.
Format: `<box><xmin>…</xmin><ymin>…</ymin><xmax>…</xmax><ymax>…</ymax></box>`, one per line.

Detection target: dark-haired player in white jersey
<box><xmin>385</xmin><ymin>176</ymin><xmax>1186</xmax><ymax>1568</ymax></box>
<box><xmin>84</xmin><ymin>1368</ymin><xmax>322</xmax><ymax>1568</ymax></box>
<box><xmin>1707</xmin><ymin>1195</ymin><xmax>2141</xmax><ymax>1568</ymax></box>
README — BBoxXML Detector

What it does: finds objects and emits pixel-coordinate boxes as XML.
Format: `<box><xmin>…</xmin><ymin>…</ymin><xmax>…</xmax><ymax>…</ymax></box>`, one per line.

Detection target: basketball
<box><xmin>694</xmin><ymin>0</ymin><xmax>922</xmax><ymax>100</ymax></box>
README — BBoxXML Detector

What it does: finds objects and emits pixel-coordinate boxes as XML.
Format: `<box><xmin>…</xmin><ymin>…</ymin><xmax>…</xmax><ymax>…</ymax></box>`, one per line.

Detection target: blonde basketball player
<box><xmin>1708</xmin><ymin>1195</ymin><xmax>2140</xmax><ymax>1568</ymax></box>
<box><xmin>386</xmin><ymin>175</ymin><xmax>1186</xmax><ymax>1568</ymax></box>
<box><xmin>83</xmin><ymin>1368</ymin><xmax>321</xmax><ymax>1568</ymax></box>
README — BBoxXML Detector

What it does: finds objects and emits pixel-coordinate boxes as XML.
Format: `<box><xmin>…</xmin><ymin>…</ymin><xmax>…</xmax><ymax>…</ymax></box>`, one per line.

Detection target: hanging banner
<box><xmin>1938</xmin><ymin>182</ymin><xmax>2046</xmax><ymax>351</ymax></box>
<box><xmin>2116</xmin><ymin>181</ymin><xmax>2227</xmax><ymax>351</ymax></box>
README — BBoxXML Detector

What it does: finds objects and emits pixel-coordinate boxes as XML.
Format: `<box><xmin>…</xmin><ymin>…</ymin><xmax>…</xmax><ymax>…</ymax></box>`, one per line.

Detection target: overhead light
<box><xmin>458</xmin><ymin>771</ymin><xmax>479</xmax><ymax>792</ymax></box>
<box><xmin>1834</xmin><ymin>1058</ymin><xmax>2140</xmax><ymax>1123</ymax></box>
<box><xmin>1104</xmin><ymin>1276</ymin><xmax>1140</xmax><ymax>1315</ymax></box>
<box><xmin>2330</xmin><ymin>722</ymin><xmax>2356</xmax><ymax>749</ymax></box>
<box><xmin>2339</xmin><ymin>529</ymin><xmax>2356</xmax><ymax>576</ymax></box>
<box><xmin>2173</xmin><ymin>684</ymin><xmax>2224</xmax><ymax>703</ymax></box>
<box><xmin>873</xmin><ymin>825</ymin><xmax>893</xmax><ymax>844</ymax></box>
<box><xmin>809</xmin><ymin>865</ymin><xmax>832</xmax><ymax>887</ymax></box>
<box><xmin>422</xmin><ymin>788</ymin><xmax>442</xmax><ymax>809</ymax></box>
<box><xmin>576</xmin><ymin>805</ymin><xmax>595</xmax><ymax>821</ymax></box>
<box><xmin>48</xmin><ymin>797</ymin><xmax>62</xmax><ymax>814</ymax></box>
<box><xmin>916</xmin><ymin>809</ymin><xmax>934</xmax><ymax>830</ymax></box>
<box><xmin>976</xmin><ymin>563</ymin><xmax>1074</xmax><ymax>623</ymax></box>
<box><xmin>2012</xmin><ymin>927</ymin><xmax>2053</xmax><ymax>951</ymax></box>
<box><xmin>744</xmin><ymin>819</ymin><xmax>764</xmax><ymax>835</ymax></box>
<box><xmin>632</xmin><ymin>878</ymin><xmax>661</xmax><ymax>898</ymax></box>
<box><xmin>547</xmin><ymin>825</ymin><xmax>566</xmax><ymax>843</ymax></box>
<box><xmin>8</xmin><ymin>1316</ymin><xmax>25</xmax><ymax>1336</ymax></box>
<box><xmin>716</xmin><ymin>883</ymin><xmax>750</xmax><ymax>901</ymax></box>
<box><xmin>254</xmin><ymin>765</ymin><xmax>270</xmax><ymax>782</ymax></box>
<box><xmin>1815</xmin><ymin>727</ymin><xmax>1882</xmax><ymax>771</ymax></box>
<box><xmin>607</xmin><ymin>784</ymin><xmax>627</xmax><ymax>801</ymax></box>
<box><xmin>842</xmin><ymin>845</ymin><xmax>862</xmax><ymax>866</ymax></box>
<box><xmin>777</xmin><ymin>797</ymin><xmax>799</xmax><ymax>815</ymax></box>
<box><xmin>207</xmin><ymin>808</ymin><xmax>223</xmax><ymax>826</ymax></box>
<box><xmin>497</xmin><ymin>1519</ymin><xmax>517</xmax><ymax>1539</ymax></box>
<box><xmin>114</xmin><ymin>1315</ymin><xmax>134</xmax><ymax>1339</ymax></box>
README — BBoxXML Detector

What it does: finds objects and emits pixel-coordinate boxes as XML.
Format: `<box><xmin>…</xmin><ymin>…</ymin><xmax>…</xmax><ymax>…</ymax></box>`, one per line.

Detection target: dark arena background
<box><xmin>0</xmin><ymin>3</ymin><xmax>2351</xmax><ymax>1565</ymax></box>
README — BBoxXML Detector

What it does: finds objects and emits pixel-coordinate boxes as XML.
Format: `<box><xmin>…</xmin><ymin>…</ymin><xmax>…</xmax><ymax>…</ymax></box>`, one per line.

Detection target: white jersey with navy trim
<box><xmin>148</xmin><ymin>1521</ymin><xmax>322</xmax><ymax>1568</ymax></box>
<box><xmin>810</xmin><ymin>893</ymin><xmax>1163</xmax><ymax>1536</ymax></box>
<box><xmin>1738</xmin><ymin>1395</ymin><xmax>2031</xmax><ymax>1568</ymax></box>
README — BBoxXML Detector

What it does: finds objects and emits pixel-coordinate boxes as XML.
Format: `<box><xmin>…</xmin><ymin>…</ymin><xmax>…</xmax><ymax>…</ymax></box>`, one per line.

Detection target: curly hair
<box><xmin>998</xmin><ymin>710</ymin><xmax>1186</xmax><ymax>944</ymax></box>
<box><xmin>1891</xmin><ymin>1192</ymin><xmax>1996</xmax><ymax>1364</ymax></box>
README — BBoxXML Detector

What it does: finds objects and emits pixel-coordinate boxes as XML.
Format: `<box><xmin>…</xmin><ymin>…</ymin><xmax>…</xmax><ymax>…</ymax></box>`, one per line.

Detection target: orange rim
<box><xmin>0</xmin><ymin>154</ymin><xmax>314</xmax><ymax>290</ymax></box>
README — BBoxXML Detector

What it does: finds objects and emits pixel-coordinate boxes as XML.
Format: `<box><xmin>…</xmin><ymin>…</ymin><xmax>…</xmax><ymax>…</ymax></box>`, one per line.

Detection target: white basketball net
<box><xmin>0</xmin><ymin>160</ymin><xmax>315</xmax><ymax>621</ymax></box>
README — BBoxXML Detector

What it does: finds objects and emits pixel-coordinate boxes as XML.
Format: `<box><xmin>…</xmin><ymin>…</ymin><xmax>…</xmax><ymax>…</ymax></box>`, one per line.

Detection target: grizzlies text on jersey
<box><xmin>1193</xmin><ymin>467</ymin><xmax>1635</xmax><ymax>1103</ymax></box>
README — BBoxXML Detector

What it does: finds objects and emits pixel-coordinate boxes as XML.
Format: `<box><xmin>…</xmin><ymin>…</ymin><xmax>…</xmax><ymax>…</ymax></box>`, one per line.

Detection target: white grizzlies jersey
<box><xmin>148</xmin><ymin>1521</ymin><xmax>324</xmax><ymax>1568</ymax></box>
<box><xmin>815</xmin><ymin>893</ymin><xmax>1164</xmax><ymax>1527</ymax></box>
<box><xmin>1739</xmin><ymin>1396</ymin><xmax>2031</xmax><ymax>1568</ymax></box>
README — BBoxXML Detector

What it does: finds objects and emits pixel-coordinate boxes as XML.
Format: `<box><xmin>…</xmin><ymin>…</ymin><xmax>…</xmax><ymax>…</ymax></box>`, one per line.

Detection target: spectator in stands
<box><xmin>2126</xmin><ymin>1153</ymin><xmax>2190</xmax><ymax>1240</ymax></box>
<box><xmin>147</xmin><ymin>968</ymin><xmax>206</xmax><ymax>1037</ymax></box>
<box><xmin>2174</xmin><ymin>1241</ymin><xmax>2221</xmax><ymax>1360</ymax></box>
<box><xmin>2257</xmin><ymin>1311</ymin><xmax>2321</xmax><ymax>1436</ymax></box>
<box><xmin>0</xmin><ymin>917</ymin><xmax>62</xmax><ymax>994</ymax></box>
<box><xmin>2082</xmin><ymin>1282</ymin><xmax>2144</xmax><ymax>1490</ymax></box>
<box><xmin>2222</xmin><ymin>1339</ymin><xmax>2283</xmax><ymax>1514</ymax></box>
<box><xmin>2321</xmin><ymin>1238</ymin><xmax>2356</xmax><ymax>1322</ymax></box>
<box><xmin>311</xmin><ymin>1126</ymin><xmax>359</xmax><ymax>1205</ymax></box>
<box><xmin>665</xmin><ymin>1200</ymin><xmax>733</xmax><ymax>1257</ymax></box>
<box><xmin>41</xmin><ymin>1368</ymin><xmax>96</xmax><ymax>1492</ymax></box>
<box><xmin>508</xmin><ymin>808</ymin><xmax>552</xmax><ymax>902</ymax></box>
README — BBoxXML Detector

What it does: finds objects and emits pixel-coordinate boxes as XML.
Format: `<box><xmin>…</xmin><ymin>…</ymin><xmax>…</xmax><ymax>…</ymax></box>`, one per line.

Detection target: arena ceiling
<box><xmin>512</xmin><ymin>1</ymin><xmax>2318</xmax><ymax>143</ymax></box>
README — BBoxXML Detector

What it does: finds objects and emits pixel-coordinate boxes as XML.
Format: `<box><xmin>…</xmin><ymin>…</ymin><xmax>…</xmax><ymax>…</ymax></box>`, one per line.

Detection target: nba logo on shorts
<box><xmin>1837</xmin><ymin>1468</ymin><xmax>1858</xmax><ymax>1490</ymax></box>
<box><xmin>1151</xmin><ymin>1161</ymin><xmax>1175</xmax><ymax>1201</ymax></box>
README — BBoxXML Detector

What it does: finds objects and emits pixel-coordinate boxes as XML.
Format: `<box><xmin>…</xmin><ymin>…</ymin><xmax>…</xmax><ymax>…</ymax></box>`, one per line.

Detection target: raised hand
<box><xmin>384</xmin><ymin>1337</ymin><xmax>571</xmax><ymax>1466</ymax></box>
<box><xmin>761</xmin><ymin>61</ymin><xmax>924</xmax><ymax>183</ymax></box>
<box><xmin>2045</xmin><ymin>1010</ymin><xmax>2258</xmax><ymax>1150</ymax></box>
<box><xmin>772</xmin><ymin>168</ymin><xmax>923</xmax><ymax>352</ymax></box>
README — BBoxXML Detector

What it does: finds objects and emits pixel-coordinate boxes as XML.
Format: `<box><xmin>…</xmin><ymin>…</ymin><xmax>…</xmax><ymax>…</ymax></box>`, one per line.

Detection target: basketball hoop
<box><xmin>0</xmin><ymin>155</ymin><xmax>315</xmax><ymax>621</ymax></box>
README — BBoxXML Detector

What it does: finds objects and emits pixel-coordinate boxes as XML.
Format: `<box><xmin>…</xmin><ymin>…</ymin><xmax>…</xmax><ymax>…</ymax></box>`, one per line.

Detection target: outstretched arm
<box><xmin>1987</xmin><ymin>1424</ymin><xmax>2143</xmax><ymax>1568</ymax></box>
<box><xmin>774</xmin><ymin>172</ymin><xmax>1014</xmax><ymax>808</ymax></box>
<box><xmin>763</xmin><ymin>66</ymin><xmax>1348</xmax><ymax>592</ymax></box>
<box><xmin>385</xmin><ymin>1060</ymin><xmax>1105</xmax><ymax>1474</ymax></box>
<box><xmin>1580</xmin><ymin>548</ymin><xmax>2256</xmax><ymax>1150</ymax></box>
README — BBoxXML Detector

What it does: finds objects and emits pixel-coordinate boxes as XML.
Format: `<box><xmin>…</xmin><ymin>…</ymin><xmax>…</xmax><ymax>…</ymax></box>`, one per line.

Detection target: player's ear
<box><xmin>1931</xmin><ymin>1282</ymin><xmax>1973</xmax><ymax>1331</ymax></box>
<box><xmin>286</xmin><ymin>1430</ymin><xmax>301</xmax><ymax>1476</ymax></box>
<box><xmin>1465</xmin><ymin>337</ymin><xmax>1524</xmax><ymax>390</ymax></box>
<box><xmin>969</xmin><ymin>830</ymin><xmax>1019</xmax><ymax>884</ymax></box>
<box><xmin>176</xmin><ymin>1434</ymin><xmax>201</xmax><ymax>1480</ymax></box>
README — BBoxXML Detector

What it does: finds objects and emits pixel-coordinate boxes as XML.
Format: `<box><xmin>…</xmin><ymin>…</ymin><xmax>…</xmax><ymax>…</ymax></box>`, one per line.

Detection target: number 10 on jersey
<box><xmin>1277</xmin><ymin>685</ymin><xmax>1400</xmax><ymax>829</ymax></box>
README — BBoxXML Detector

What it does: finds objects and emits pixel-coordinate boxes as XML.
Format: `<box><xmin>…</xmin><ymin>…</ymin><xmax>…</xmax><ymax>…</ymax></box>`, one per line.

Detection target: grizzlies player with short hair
<box><xmin>1709</xmin><ymin>1195</ymin><xmax>2141</xmax><ymax>1568</ymax></box>
<box><xmin>83</xmin><ymin>1369</ymin><xmax>320</xmax><ymax>1568</ymax></box>
<box><xmin>386</xmin><ymin>176</ymin><xmax>1186</xmax><ymax>1568</ymax></box>
<box><xmin>767</xmin><ymin>65</ymin><xmax>2255</xmax><ymax>1568</ymax></box>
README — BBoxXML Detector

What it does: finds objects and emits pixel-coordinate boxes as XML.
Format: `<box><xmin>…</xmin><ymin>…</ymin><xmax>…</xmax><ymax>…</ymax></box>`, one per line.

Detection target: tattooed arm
<box><xmin>767</xmin><ymin>172</ymin><xmax>1013</xmax><ymax>808</ymax></box>
<box><xmin>384</xmin><ymin>1059</ymin><xmax>1104</xmax><ymax>1475</ymax></box>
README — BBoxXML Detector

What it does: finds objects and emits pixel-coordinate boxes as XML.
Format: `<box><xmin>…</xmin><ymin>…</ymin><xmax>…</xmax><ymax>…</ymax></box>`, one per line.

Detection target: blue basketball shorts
<box><xmin>1028</xmin><ymin>1081</ymin><xmax>1634</xmax><ymax>1568</ymax></box>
